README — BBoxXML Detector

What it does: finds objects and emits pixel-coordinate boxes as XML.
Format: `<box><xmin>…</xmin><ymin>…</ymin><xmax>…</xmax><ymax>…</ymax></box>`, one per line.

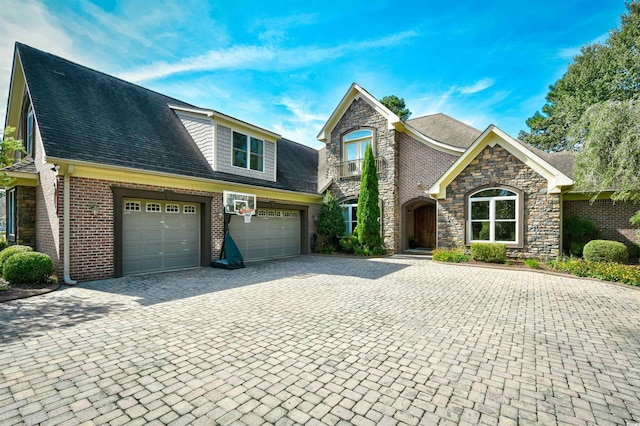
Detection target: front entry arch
<box><xmin>403</xmin><ymin>199</ymin><xmax>436</xmax><ymax>250</ymax></box>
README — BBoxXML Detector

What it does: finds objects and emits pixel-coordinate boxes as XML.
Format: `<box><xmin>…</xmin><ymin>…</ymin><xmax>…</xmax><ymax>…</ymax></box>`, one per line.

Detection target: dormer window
<box><xmin>342</xmin><ymin>129</ymin><xmax>373</xmax><ymax>176</ymax></box>
<box><xmin>233</xmin><ymin>131</ymin><xmax>264</xmax><ymax>172</ymax></box>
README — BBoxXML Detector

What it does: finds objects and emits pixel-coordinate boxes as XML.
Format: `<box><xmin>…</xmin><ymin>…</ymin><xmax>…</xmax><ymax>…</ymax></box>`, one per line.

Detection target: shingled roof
<box><xmin>16</xmin><ymin>43</ymin><xmax>317</xmax><ymax>194</ymax></box>
<box><xmin>406</xmin><ymin>113</ymin><xmax>481</xmax><ymax>149</ymax></box>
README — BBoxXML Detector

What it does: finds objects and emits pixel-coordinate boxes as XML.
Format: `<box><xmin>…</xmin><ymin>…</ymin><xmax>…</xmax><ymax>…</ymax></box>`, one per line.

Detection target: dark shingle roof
<box><xmin>407</xmin><ymin>113</ymin><xmax>481</xmax><ymax>149</ymax></box>
<box><xmin>16</xmin><ymin>43</ymin><xmax>319</xmax><ymax>194</ymax></box>
<box><xmin>516</xmin><ymin>140</ymin><xmax>577</xmax><ymax>179</ymax></box>
<box><xmin>4</xmin><ymin>157</ymin><xmax>37</xmax><ymax>173</ymax></box>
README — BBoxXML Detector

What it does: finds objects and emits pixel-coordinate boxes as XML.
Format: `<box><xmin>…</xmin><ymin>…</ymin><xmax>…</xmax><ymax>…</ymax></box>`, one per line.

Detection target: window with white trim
<box><xmin>341</xmin><ymin>201</ymin><xmax>358</xmax><ymax>235</ymax></box>
<box><xmin>468</xmin><ymin>188</ymin><xmax>518</xmax><ymax>243</ymax></box>
<box><xmin>7</xmin><ymin>189</ymin><xmax>16</xmax><ymax>238</ymax></box>
<box><xmin>232</xmin><ymin>131</ymin><xmax>264</xmax><ymax>172</ymax></box>
<box><xmin>124</xmin><ymin>201</ymin><xmax>141</xmax><ymax>212</ymax></box>
<box><xmin>343</xmin><ymin>129</ymin><xmax>372</xmax><ymax>176</ymax></box>
<box><xmin>146</xmin><ymin>203</ymin><xmax>161</xmax><ymax>212</ymax></box>
<box><xmin>183</xmin><ymin>205</ymin><xmax>196</xmax><ymax>214</ymax></box>
<box><xmin>166</xmin><ymin>204</ymin><xmax>179</xmax><ymax>213</ymax></box>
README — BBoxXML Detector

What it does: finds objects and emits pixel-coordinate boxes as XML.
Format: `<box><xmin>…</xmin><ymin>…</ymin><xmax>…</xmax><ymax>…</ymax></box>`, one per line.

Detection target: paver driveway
<box><xmin>1</xmin><ymin>256</ymin><xmax>639</xmax><ymax>426</ymax></box>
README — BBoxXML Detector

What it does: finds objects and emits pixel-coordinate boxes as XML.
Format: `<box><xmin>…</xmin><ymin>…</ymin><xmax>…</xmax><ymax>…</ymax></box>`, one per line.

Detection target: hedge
<box><xmin>583</xmin><ymin>240</ymin><xmax>628</xmax><ymax>263</ymax></box>
<box><xmin>470</xmin><ymin>243</ymin><xmax>507</xmax><ymax>263</ymax></box>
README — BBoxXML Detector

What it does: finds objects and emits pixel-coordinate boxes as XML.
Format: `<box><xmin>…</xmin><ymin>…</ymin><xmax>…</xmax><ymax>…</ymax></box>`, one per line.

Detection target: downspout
<box><xmin>63</xmin><ymin>165</ymin><xmax>77</xmax><ymax>285</ymax></box>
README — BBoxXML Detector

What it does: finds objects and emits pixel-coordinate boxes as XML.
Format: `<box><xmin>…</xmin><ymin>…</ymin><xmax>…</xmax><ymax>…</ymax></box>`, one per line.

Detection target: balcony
<box><xmin>335</xmin><ymin>156</ymin><xmax>387</xmax><ymax>179</ymax></box>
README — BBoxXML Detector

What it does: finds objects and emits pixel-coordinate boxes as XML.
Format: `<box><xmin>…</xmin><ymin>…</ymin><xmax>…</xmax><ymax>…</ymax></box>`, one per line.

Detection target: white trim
<box><xmin>231</xmin><ymin>130</ymin><xmax>265</xmax><ymax>173</ymax></box>
<box><xmin>429</xmin><ymin>125</ymin><xmax>574</xmax><ymax>199</ymax></box>
<box><xmin>468</xmin><ymin>188</ymin><xmax>518</xmax><ymax>244</ymax></box>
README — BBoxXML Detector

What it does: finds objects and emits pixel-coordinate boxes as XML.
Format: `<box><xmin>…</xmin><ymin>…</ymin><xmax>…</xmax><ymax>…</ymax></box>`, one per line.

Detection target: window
<box><xmin>166</xmin><ymin>204</ymin><xmax>179</xmax><ymax>213</ymax></box>
<box><xmin>146</xmin><ymin>203</ymin><xmax>161</xmax><ymax>212</ymax></box>
<box><xmin>343</xmin><ymin>129</ymin><xmax>372</xmax><ymax>176</ymax></box>
<box><xmin>232</xmin><ymin>131</ymin><xmax>264</xmax><ymax>172</ymax></box>
<box><xmin>26</xmin><ymin>106</ymin><xmax>34</xmax><ymax>156</ymax></box>
<box><xmin>341</xmin><ymin>202</ymin><xmax>358</xmax><ymax>235</ymax></box>
<box><xmin>124</xmin><ymin>201</ymin><xmax>141</xmax><ymax>212</ymax></box>
<box><xmin>184</xmin><ymin>205</ymin><xmax>196</xmax><ymax>214</ymax></box>
<box><xmin>7</xmin><ymin>189</ymin><xmax>16</xmax><ymax>238</ymax></box>
<box><xmin>468</xmin><ymin>188</ymin><xmax>518</xmax><ymax>243</ymax></box>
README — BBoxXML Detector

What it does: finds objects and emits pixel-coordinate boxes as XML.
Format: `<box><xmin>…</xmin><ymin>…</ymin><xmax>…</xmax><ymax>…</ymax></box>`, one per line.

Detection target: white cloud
<box><xmin>117</xmin><ymin>30</ymin><xmax>420</xmax><ymax>83</ymax></box>
<box><xmin>557</xmin><ymin>31</ymin><xmax>609</xmax><ymax>60</ymax></box>
<box><xmin>277</xmin><ymin>97</ymin><xmax>326</xmax><ymax>124</ymax></box>
<box><xmin>458</xmin><ymin>78</ymin><xmax>495</xmax><ymax>95</ymax></box>
<box><xmin>0</xmin><ymin>0</ymin><xmax>79</xmax><ymax>124</ymax></box>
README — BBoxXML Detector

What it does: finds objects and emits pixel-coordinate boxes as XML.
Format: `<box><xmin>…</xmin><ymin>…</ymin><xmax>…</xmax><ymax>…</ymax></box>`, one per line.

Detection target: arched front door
<box><xmin>413</xmin><ymin>204</ymin><xmax>436</xmax><ymax>248</ymax></box>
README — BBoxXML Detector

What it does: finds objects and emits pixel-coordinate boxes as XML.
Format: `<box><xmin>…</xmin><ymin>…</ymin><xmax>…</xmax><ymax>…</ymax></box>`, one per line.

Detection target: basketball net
<box><xmin>239</xmin><ymin>208</ymin><xmax>254</xmax><ymax>224</ymax></box>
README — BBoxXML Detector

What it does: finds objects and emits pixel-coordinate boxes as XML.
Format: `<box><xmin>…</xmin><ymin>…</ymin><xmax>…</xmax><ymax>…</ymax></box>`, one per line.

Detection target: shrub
<box><xmin>317</xmin><ymin>193</ymin><xmax>345</xmax><ymax>247</ymax></box>
<box><xmin>356</xmin><ymin>145</ymin><xmax>382</xmax><ymax>248</ymax></box>
<box><xmin>470</xmin><ymin>243</ymin><xmax>507</xmax><ymax>263</ymax></box>
<box><xmin>339</xmin><ymin>233</ymin><xmax>360</xmax><ymax>254</ymax></box>
<box><xmin>583</xmin><ymin>240</ymin><xmax>628</xmax><ymax>263</ymax></box>
<box><xmin>548</xmin><ymin>258</ymin><xmax>640</xmax><ymax>286</ymax></box>
<box><xmin>0</xmin><ymin>245</ymin><xmax>33</xmax><ymax>275</ymax></box>
<box><xmin>432</xmin><ymin>247</ymin><xmax>469</xmax><ymax>263</ymax></box>
<box><xmin>3</xmin><ymin>251</ymin><xmax>54</xmax><ymax>285</ymax></box>
<box><xmin>354</xmin><ymin>246</ymin><xmax>386</xmax><ymax>256</ymax></box>
<box><xmin>524</xmin><ymin>259</ymin><xmax>540</xmax><ymax>269</ymax></box>
<box><xmin>563</xmin><ymin>216</ymin><xmax>598</xmax><ymax>257</ymax></box>
<box><xmin>0</xmin><ymin>238</ymin><xmax>6</xmax><ymax>252</ymax></box>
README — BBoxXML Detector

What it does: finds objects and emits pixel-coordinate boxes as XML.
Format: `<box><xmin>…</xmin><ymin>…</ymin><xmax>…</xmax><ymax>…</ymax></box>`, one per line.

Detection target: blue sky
<box><xmin>0</xmin><ymin>0</ymin><xmax>628</xmax><ymax>149</ymax></box>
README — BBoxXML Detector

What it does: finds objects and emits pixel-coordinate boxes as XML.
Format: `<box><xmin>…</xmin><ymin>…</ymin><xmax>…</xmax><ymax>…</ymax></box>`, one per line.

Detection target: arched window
<box><xmin>342</xmin><ymin>129</ymin><xmax>373</xmax><ymax>176</ymax></box>
<box><xmin>468</xmin><ymin>188</ymin><xmax>518</xmax><ymax>243</ymax></box>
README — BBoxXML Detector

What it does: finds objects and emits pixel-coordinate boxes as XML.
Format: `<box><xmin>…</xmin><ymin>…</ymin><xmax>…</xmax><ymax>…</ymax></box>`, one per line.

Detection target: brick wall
<box><xmin>564</xmin><ymin>199</ymin><xmax>639</xmax><ymax>250</ymax></box>
<box><xmin>397</xmin><ymin>132</ymin><xmax>458</xmax><ymax>207</ymax></box>
<box><xmin>437</xmin><ymin>144</ymin><xmax>562</xmax><ymax>260</ymax></box>
<box><xmin>216</xmin><ymin>124</ymin><xmax>276</xmax><ymax>182</ymax></box>
<box><xmin>326</xmin><ymin>98</ymin><xmax>398</xmax><ymax>251</ymax></box>
<box><xmin>176</xmin><ymin>111</ymin><xmax>214</xmax><ymax>167</ymax></box>
<box><xmin>62</xmin><ymin>177</ymin><xmax>225</xmax><ymax>282</ymax></box>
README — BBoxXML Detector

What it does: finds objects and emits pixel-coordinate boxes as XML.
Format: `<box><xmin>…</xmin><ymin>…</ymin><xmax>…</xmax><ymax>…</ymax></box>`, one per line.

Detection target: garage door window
<box><xmin>146</xmin><ymin>203</ymin><xmax>161</xmax><ymax>212</ymax></box>
<box><xmin>124</xmin><ymin>201</ymin><xmax>141</xmax><ymax>212</ymax></box>
<box><xmin>184</xmin><ymin>205</ymin><xmax>196</xmax><ymax>214</ymax></box>
<box><xmin>166</xmin><ymin>204</ymin><xmax>179</xmax><ymax>213</ymax></box>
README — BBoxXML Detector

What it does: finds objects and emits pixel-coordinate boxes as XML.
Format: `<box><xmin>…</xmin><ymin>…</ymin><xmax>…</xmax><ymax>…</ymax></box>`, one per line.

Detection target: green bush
<box><xmin>0</xmin><ymin>245</ymin><xmax>33</xmax><ymax>275</ymax></box>
<box><xmin>3</xmin><ymin>251</ymin><xmax>54</xmax><ymax>285</ymax></box>
<box><xmin>317</xmin><ymin>192</ymin><xmax>345</xmax><ymax>246</ymax></box>
<box><xmin>563</xmin><ymin>216</ymin><xmax>598</xmax><ymax>257</ymax></box>
<box><xmin>548</xmin><ymin>258</ymin><xmax>640</xmax><ymax>286</ymax></box>
<box><xmin>524</xmin><ymin>259</ymin><xmax>540</xmax><ymax>269</ymax></box>
<box><xmin>339</xmin><ymin>233</ymin><xmax>360</xmax><ymax>254</ymax></box>
<box><xmin>583</xmin><ymin>240</ymin><xmax>628</xmax><ymax>263</ymax></box>
<box><xmin>470</xmin><ymin>243</ymin><xmax>507</xmax><ymax>263</ymax></box>
<box><xmin>432</xmin><ymin>247</ymin><xmax>469</xmax><ymax>263</ymax></box>
<box><xmin>354</xmin><ymin>246</ymin><xmax>386</xmax><ymax>256</ymax></box>
<box><xmin>0</xmin><ymin>238</ymin><xmax>7</xmax><ymax>252</ymax></box>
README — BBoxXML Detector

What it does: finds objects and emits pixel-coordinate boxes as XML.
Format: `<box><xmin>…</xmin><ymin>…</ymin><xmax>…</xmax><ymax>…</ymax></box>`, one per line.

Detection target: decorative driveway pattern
<box><xmin>1</xmin><ymin>256</ymin><xmax>639</xmax><ymax>426</ymax></box>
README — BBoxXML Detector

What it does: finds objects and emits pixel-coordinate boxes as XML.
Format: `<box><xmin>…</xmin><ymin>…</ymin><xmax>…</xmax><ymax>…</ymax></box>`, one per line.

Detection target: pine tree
<box><xmin>356</xmin><ymin>144</ymin><xmax>382</xmax><ymax>248</ymax></box>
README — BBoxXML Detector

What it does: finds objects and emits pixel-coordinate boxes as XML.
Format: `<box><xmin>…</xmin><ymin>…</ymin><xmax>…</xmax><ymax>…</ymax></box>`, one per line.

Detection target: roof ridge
<box><xmin>409</xmin><ymin>112</ymin><xmax>481</xmax><ymax>133</ymax></box>
<box><xmin>15</xmin><ymin>42</ymin><xmax>194</xmax><ymax>108</ymax></box>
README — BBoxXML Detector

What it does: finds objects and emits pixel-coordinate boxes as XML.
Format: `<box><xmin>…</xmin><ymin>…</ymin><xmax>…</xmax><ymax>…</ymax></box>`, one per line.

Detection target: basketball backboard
<box><xmin>223</xmin><ymin>191</ymin><xmax>256</xmax><ymax>215</ymax></box>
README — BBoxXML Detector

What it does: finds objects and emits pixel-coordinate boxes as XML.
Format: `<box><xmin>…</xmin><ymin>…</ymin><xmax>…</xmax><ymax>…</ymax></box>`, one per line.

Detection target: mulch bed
<box><xmin>0</xmin><ymin>279</ymin><xmax>60</xmax><ymax>303</ymax></box>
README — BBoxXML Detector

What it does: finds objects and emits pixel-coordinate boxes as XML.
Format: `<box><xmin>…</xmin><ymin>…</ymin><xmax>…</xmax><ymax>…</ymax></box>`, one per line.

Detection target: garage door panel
<box><xmin>229</xmin><ymin>210</ymin><xmax>300</xmax><ymax>261</ymax></box>
<box><xmin>123</xmin><ymin>199</ymin><xmax>201</xmax><ymax>276</ymax></box>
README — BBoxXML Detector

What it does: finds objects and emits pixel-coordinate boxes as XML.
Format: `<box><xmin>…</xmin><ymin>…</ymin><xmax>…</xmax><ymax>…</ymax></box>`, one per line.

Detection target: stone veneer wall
<box><xmin>326</xmin><ymin>98</ymin><xmax>398</xmax><ymax>251</ymax></box>
<box><xmin>437</xmin><ymin>144</ymin><xmax>561</xmax><ymax>259</ymax></box>
<box><xmin>16</xmin><ymin>186</ymin><xmax>36</xmax><ymax>248</ymax></box>
<box><xmin>564</xmin><ymin>199</ymin><xmax>639</xmax><ymax>250</ymax></box>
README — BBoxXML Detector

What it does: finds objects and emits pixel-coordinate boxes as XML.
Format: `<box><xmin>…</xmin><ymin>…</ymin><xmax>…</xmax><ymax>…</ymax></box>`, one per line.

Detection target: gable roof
<box><xmin>429</xmin><ymin>125</ymin><xmax>574</xmax><ymax>198</ymax></box>
<box><xmin>12</xmin><ymin>43</ymin><xmax>318</xmax><ymax>195</ymax></box>
<box><xmin>406</xmin><ymin>113</ymin><xmax>481</xmax><ymax>149</ymax></box>
<box><xmin>317</xmin><ymin>83</ymin><xmax>465</xmax><ymax>155</ymax></box>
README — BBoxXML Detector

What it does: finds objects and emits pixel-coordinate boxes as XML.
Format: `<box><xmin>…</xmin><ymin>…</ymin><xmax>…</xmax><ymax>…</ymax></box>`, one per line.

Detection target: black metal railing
<box><xmin>335</xmin><ymin>156</ymin><xmax>386</xmax><ymax>178</ymax></box>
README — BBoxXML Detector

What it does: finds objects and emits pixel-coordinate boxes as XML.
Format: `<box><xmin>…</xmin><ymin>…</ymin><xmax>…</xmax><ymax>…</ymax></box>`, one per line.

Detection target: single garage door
<box><xmin>229</xmin><ymin>209</ymin><xmax>300</xmax><ymax>261</ymax></box>
<box><xmin>122</xmin><ymin>199</ymin><xmax>201</xmax><ymax>275</ymax></box>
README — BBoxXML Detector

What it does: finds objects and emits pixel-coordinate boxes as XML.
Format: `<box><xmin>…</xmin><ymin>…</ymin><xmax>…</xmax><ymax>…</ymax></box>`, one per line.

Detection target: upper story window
<box><xmin>233</xmin><ymin>131</ymin><xmax>264</xmax><ymax>172</ymax></box>
<box><xmin>26</xmin><ymin>106</ymin><xmax>34</xmax><ymax>156</ymax></box>
<box><xmin>342</xmin><ymin>129</ymin><xmax>373</xmax><ymax>177</ymax></box>
<box><xmin>468</xmin><ymin>188</ymin><xmax>518</xmax><ymax>244</ymax></box>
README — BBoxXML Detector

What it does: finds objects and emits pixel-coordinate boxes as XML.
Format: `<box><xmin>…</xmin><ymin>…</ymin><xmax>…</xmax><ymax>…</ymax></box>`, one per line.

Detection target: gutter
<box><xmin>63</xmin><ymin>165</ymin><xmax>77</xmax><ymax>285</ymax></box>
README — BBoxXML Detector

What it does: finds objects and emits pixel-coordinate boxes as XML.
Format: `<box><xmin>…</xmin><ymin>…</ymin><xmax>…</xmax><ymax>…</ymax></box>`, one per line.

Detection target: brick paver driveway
<box><xmin>1</xmin><ymin>256</ymin><xmax>639</xmax><ymax>425</ymax></box>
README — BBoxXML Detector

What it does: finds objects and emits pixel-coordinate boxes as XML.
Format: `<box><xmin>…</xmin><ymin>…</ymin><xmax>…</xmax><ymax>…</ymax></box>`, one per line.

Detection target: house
<box><xmin>3</xmin><ymin>43</ymin><xmax>321</xmax><ymax>282</ymax></box>
<box><xmin>4</xmin><ymin>44</ymin><xmax>637</xmax><ymax>283</ymax></box>
<box><xmin>317</xmin><ymin>83</ymin><xmax>639</xmax><ymax>259</ymax></box>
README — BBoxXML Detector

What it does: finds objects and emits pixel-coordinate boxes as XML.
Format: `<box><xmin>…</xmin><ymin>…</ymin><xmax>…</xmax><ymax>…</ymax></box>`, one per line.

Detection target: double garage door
<box><xmin>229</xmin><ymin>209</ymin><xmax>301</xmax><ymax>261</ymax></box>
<box><xmin>122</xmin><ymin>200</ymin><xmax>302</xmax><ymax>275</ymax></box>
<box><xmin>123</xmin><ymin>199</ymin><xmax>201</xmax><ymax>276</ymax></box>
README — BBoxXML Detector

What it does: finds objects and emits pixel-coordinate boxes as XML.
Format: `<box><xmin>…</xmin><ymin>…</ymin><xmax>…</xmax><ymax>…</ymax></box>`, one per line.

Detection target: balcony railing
<box><xmin>335</xmin><ymin>156</ymin><xmax>386</xmax><ymax>179</ymax></box>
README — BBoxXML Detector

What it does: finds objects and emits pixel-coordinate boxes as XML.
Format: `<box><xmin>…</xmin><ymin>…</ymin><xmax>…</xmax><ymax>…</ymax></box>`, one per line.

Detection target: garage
<box><xmin>228</xmin><ymin>208</ymin><xmax>301</xmax><ymax>261</ymax></box>
<box><xmin>122</xmin><ymin>199</ymin><xmax>201</xmax><ymax>275</ymax></box>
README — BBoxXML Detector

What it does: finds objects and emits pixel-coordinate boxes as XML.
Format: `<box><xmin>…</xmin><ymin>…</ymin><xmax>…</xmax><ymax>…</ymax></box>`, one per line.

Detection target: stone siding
<box><xmin>15</xmin><ymin>186</ymin><xmax>36</xmax><ymax>248</ymax></box>
<box><xmin>216</xmin><ymin>124</ymin><xmax>276</xmax><ymax>182</ymax></box>
<box><xmin>437</xmin><ymin>144</ymin><xmax>561</xmax><ymax>259</ymax></box>
<box><xmin>326</xmin><ymin>98</ymin><xmax>398</xmax><ymax>251</ymax></box>
<box><xmin>564</xmin><ymin>199</ymin><xmax>639</xmax><ymax>250</ymax></box>
<box><xmin>176</xmin><ymin>111</ymin><xmax>214</xmax><ymax>167</ymax></box>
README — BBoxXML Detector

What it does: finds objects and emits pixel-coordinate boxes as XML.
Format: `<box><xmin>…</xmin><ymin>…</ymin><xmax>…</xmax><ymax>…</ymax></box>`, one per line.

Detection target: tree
<box><xmin>380</xmin><ymin>95</ymin><xmax>411</xmax><ymax>121</ymax></box>
<box><xmin>316</xmin><ymin>192</ymin><xmax>345</xmax><ymax>248</ymax></box>
<box><xmin>1</xmin><ymin>126</ymin><xmax>25</xmax><ymax>168</ymax></box>
<box><xmin>356</xmin><ymin>144</ymin><xmax>382</xmax><ymax>248</ymax></box>
<box><xmin>570</xmin><ymin>100</ymin><xmax>640</xmax><ymax>202</ymax></box>
<box><xmin>520</xmin><ymin>1</ymin><xmax>640</xmax><ymax>152</ymax></box>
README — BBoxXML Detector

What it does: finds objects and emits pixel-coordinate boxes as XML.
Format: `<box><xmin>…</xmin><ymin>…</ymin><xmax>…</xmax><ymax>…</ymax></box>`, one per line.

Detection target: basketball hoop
<box><xmin>239</xmin><ymin>208</ymin><xmax>254</xmax><ymax>224</ymax></box>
